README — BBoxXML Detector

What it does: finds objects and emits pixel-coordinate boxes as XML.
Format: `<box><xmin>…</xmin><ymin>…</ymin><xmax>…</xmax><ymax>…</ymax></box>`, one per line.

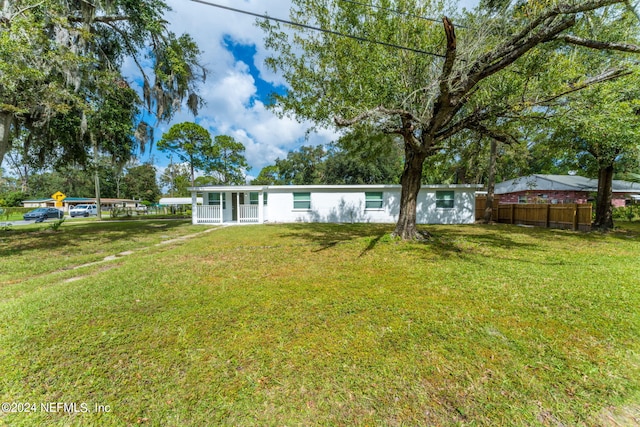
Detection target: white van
<box><xmin>69</xmin><ymin>204</ymin><xmax>98</xmax><ymax>217</ymax></box>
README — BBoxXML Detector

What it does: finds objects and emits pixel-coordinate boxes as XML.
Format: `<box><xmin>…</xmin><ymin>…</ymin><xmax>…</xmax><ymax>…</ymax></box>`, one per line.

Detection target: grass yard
<box><xmin>0</xmin><ymin>221</ymin><xmax>639</xmax><ymax>426</ymax></box>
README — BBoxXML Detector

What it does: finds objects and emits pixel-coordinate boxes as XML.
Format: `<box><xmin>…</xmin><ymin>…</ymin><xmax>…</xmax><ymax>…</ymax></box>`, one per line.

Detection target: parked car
<box><xmin>23</xmin><ymin>207</ymin><xmax>64</xmax><ymax>221</ymax></box>
<box><xmin>69</xmin><ymin>204</ymin><xmax>98</xmax><ymax>217</ymax></box>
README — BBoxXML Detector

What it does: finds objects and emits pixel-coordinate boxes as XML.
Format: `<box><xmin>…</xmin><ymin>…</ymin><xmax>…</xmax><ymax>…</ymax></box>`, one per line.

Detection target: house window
<box><xmin>436</xmin><ymin>191</ymin><xmax>455</xmax><ymax>209</ymax></box>
<box><xmin>293</xmin><ymin>192</ymin><xmax>311</xmax><ymax>210</ymax></box>
<box><xmin>263</xmin><ymin>193</ymin><xmax>268</xmax><ymax>205</ymax></box>
<box><xmin>518</xmin><ymin>195</ymin><xmax>527</xmax><ymax>204</ymax></box>
<box><xmin>249</xmin><ymin>192</ymin><xmax>259</xmax><ymax>205</ymax></box>
<box><xmin>365</xmin><ymin>192</ymin><xmax>383</xmax><ymax>209</ymax></box>
<box><xmin>208</xmin><ymin>192</ymin><xmax>226</xmax><ymax>209</ymax></box>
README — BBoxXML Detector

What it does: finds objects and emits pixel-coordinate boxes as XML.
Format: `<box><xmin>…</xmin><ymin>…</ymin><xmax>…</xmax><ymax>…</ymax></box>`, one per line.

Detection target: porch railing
<box><xmin>239</xmin><ymin>204</ymin><xmax>259</xmax><ymax>223</ymax></box>
<box><xmin>196</xmin><ymin>205</ymin><xmax>222</xmax><ymax>224</ymax></box>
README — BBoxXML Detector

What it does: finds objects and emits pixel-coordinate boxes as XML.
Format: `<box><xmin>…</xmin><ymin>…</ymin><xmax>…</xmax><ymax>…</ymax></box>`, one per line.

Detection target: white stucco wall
<box><xmin>191</xmin><ymin>185</ymin><xmax>478</xmax><ymax>225</ymax></box>
<box><xmin>264</xmin><ymin>186</ymin><xmax>476</xmax><ymax>224</ymax></box>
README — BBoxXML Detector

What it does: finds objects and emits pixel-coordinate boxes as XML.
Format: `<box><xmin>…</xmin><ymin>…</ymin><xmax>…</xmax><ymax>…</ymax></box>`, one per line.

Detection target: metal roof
<box><xmin>159</xmin><ymin>197</ymin><xmax>203</xmax><ymax>205</ymax></box>
<box><xmin>62</xmin><ymin>197</ymin><xmax>93</xmax><ymax>202</ymax></box>
<box><xmin>495</xmin><ymin>174</ymin><xmax>640</xmax><ymax>194</ymax></box>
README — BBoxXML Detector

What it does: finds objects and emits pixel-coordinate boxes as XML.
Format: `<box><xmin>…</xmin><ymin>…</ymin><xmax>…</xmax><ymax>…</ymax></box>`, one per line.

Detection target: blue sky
<box><xmin>137</xmin><ymin>0</ymin><xmax>480</xmax><ymax>179</ymax></box>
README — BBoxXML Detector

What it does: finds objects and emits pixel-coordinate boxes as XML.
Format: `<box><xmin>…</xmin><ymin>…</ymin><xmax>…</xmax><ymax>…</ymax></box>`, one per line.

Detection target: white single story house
<box><xmin>187</xmin><ymin>184</ymin><xmax>481</xmax><ymax>225</ymax></box>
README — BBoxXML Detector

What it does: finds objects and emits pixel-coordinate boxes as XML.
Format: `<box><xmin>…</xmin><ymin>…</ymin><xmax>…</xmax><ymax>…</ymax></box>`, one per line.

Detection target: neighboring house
<box><xmin>22</xmin><ymin>197</ymin><xmax>143</xmax><ymax>212</ymax></box>
<box><xmin>188</xmin><ymin>184</ymin><xmax>481</xmax><ymax>225</ymax></box>
<box><xmin>62</xmin><ymin>197</ymin><xmax>94</xmax><ymax>210</ymax></box>
<box><xmin>495</xmin><ymin>174</ymin><xmax>640</xmax><ymax>207</ymax></box>
<box><xmin>22</xmin><ymin>198</ymin><xmax>58</xmax><ymax>209</ymax></box>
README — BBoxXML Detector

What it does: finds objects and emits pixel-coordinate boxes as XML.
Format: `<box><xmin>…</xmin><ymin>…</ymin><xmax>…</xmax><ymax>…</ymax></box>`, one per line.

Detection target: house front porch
<box><xmin>191</xmin><ymin>186</ymin><xmax>266</xmax><ymax>225</ymax></box>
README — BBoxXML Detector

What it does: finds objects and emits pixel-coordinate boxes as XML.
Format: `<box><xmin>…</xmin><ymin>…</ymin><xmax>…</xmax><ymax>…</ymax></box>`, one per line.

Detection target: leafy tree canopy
<box><xmin>210</xmin><ymin>135</ymin><xmax>250</xmax><ymax>185</ymax></box>
<box><xmin>159</xmin><ymin>163</ymin><xmax>191</xmax><ymax>197</ymax></box>
<box><xmin>0</xmin><ymin>0</ymin><xmax>206</xmax><ymax>170</ymax></box>
<box><xmin>157</xmin><ymin>122</ymin><xmax>214</xmax><ymax>186</ymax></box>
<box><xmin>252</xmin><ymin>135</ymin><xmax>403</xmax><ymax>186</ymax></box>
<box><xmin>261</xmin><ymin>0</ymin><xmax>640</xmax><ymax>238</ymax></box>
<box><xmin>123</xmin><ymin>163</ymin><xmax>161</xmax><ymax>203</ymax></box>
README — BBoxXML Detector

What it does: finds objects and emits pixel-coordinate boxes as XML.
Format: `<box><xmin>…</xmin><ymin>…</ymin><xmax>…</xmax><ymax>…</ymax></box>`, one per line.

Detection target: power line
<box><xmin>189</xmin><ymin>0</ymin><xmax>447</xmax><ymax>58</ymax></box>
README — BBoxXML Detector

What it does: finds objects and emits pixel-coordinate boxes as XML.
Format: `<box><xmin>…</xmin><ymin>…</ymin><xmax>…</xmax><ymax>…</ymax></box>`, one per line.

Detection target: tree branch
<box><xmin>557</xmin><ymin>0</ymin><xmax>627</xmax><ymax>14</ymax></box>
<box><xmin>439</xmin><ymin>17</ymin><xmax>457</xmax><ymax>101</ymax></box>
<box><xmin>530</xmin><ymin>67</ymin><xmax>632</xmax><ymax>106</ymax></box>
<box><xmin>68</xmin><ymin>15</ymin><xmax>130</xmax><ymax>23</ymax></box>
<box><xmin>474</xmin><ymin>16</ymin><xmax>576</xmax><ymax>84</ymax></box>
<box><xmin>555</xmin><ymin>34</ymin><xmax>640</xmax><ymax>53</ymax></box>
<box><xmin>436</xmin><ymin>67</ymin><xmax>631</xmax><ymax>141</ymax></box>
<box><xmin>468</xmin><ymin>123</ymin><xmax>517</xmax><ymax>145</ymax></box>
<box><xmin>102</xmin><ymin>21</ymin><xmax>152</xmax><ymax>107</ymax></box>
<box><xmin>334</xmin><ymin>105</ymin><xmax>418</xmax><ymax>127</ymax></box>
<box><xmin>428</xmin><ymin>17</ymin><xmax>458</xmax><ymax>135</ymax></box>
<box><xmin>434</xmin><ymin>107</ymin><xmax>493</xmax><ymax>141</ymax></box>
<box><xmin>6</xmin><ymin>1</ymin><xmax>46</xmax><ymax>22</ymax></box>
<box><xmin>462</xmin><ymin>0</ymin><xmax>627</xmax><ymax>94</ymax></box>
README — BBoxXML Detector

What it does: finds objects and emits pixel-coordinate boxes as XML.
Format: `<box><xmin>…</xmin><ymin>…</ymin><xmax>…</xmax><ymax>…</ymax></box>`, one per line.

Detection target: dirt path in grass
<box><xmin>597</xmin><ymin>403</ymin><xmax>640</xmax><ymax>426</ymax></box>
<box><xmin>61</xmin><ymin>225</ymin><xmax>227</xmax><ymax>283</ymax></box>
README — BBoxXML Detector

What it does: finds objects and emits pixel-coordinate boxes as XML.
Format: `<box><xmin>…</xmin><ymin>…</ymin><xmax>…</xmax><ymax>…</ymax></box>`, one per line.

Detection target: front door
<box><xmin>232</xmin><ymin>193</ymin><xmax>237</xmax><ymax>221</ymax></box>
<box><xmin>231</xmin><ymin>193</ymin><xmax>245</xmax><ymax>221</ymax></box>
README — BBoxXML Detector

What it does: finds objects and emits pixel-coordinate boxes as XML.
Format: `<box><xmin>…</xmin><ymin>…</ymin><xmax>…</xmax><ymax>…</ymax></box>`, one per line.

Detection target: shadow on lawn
<box><xmin>278</xmin><ymin>223</ymin><xmax>543</xmax><ymax>259</ymax></box>
<box><xmin>275</xmin><ymin>221</ymin><xmax>637</xmax><ymax>261</ymax></box>
<box><xmin>277</xmin><ymin>223</ymin><xmax>391</xmax><ymax>253</ymax></box>
<box><xmin>0</xmin><ymin>220</ymin><xmax>191</xmax><ymax>257</ymax></box>
<box><xmin>404</xmin><ymin>225</ymin><xmax>545</xmax><ymax>260</ymax></box>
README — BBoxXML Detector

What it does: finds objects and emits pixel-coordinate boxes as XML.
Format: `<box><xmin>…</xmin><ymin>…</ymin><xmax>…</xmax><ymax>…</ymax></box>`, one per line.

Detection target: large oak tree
<box><xmin>262</xmin><ymin>0</ymin><xmax>640</xmax><ymax>238</ymax></box>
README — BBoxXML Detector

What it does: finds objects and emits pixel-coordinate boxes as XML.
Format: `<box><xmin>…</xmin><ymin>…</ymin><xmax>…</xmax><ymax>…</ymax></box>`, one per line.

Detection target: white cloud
<box><xmin>139</xmin><ymin>0</ymin><xmax>479</xmax><ymax>175</ymax></box>
<box><xmin>132</xmin><ymin>0</ymin><xmax>334</xmax><ymax>174</ymax></box>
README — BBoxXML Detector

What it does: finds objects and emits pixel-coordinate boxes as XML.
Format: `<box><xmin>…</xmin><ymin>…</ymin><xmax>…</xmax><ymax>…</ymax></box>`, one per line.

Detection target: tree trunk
<box><xmin>19</xmin><ymin>165</ymin><xmax>28</xmax><ymax>193</ymax></box>
<box><xmin>5</xmin><ymin>150</ymin><xmax>29</xmax><ymax>193</ymax></box>
<box><xmin>92</xmin><ymin>133</ymin><xmax>102</xmax><ymax>220</ymax></box>
<box><xmin>0</xmin><ymin>113</ymin><xmax>13</xmax><ymax>168</ymax></box>
<box><xmin>169</xmin><ymin>155</ymin><xmax>174</xmax><ymax>197</ymax></box>
<box><xmin>189</xmin><ymin>154</ymin><xmax>195</xmax><ymax>187</ymax></box>
<box><xmin>113</xmin><ymin>162</ymin><xmax>124</xmax><ymax>199</ymax></box>
<box><xmin>393</xmin><ymin>145</ymin><xmax>428</xmax><ymax>240</ymax></box>
<box><xmin>594</xmin><ymin>164</ymin><xmax>614</xmax><ymax>230</ymax></box>
<box><xmin>482</xmin><ymin>138</ymin><xmax>498</xmax><ymax>223</ymax></box>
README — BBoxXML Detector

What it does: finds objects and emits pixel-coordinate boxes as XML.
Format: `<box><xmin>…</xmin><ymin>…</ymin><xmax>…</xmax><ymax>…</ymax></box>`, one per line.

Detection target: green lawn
<box><xmin>1</xmin><ymin>221</ymin><xmax>639</xmax><ymax>426</ymax></box>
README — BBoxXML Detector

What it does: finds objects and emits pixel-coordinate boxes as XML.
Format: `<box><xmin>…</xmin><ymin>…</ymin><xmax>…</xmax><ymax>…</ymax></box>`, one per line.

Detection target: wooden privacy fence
<box><xmin>476</xmin><ymin>197</ymin><xmax>592</xmax><ymax>231</ymax></box>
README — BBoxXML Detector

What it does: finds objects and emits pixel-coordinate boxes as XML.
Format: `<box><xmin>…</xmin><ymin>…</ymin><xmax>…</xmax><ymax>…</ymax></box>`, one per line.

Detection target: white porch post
<box><xmin>258</xmin><ymin>191</ymin><xmax>264</xmax><ymax>223</ymax></box>
<box><xmin>220</xmin><ymin>192</ymin><xmax>226</xmax><ymax>223</ymax></box>
<box><xmin>236</xmin><ymin>192</ymin><xmax>241</xmax><ymax>223</ymax></box>
<box><xmin>191</xmin><ymin>191</ymin><xmax>198</xmax><ymax>224</ymax></box>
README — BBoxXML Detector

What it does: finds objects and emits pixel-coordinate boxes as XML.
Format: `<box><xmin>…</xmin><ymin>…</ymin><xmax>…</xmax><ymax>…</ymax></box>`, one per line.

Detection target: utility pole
<box><xmin>169</xmin><ymin>155</ymin><xmax>174</xmax><ymax>197</ymax></box>
<box><xmin>92</xmin><ymin>133</ymin><xmax>102</xmax><ymax>220</ymax></box>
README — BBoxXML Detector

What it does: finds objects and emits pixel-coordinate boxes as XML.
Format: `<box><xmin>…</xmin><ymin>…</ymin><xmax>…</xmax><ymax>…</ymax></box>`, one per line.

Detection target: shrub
<box><xmin>1</xmin><ymin>207</ymin><xmax>32</xmax><ymax>221</ymax></box>
<box><xmin>613</xmin><ymin>206</ymin><xmax>638</xmax><ymax>221</ymax></box>
<box><xmin>47</xmin><ymin>218</ymin><xmax>65</xmax><ymax>231</ymax></box>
